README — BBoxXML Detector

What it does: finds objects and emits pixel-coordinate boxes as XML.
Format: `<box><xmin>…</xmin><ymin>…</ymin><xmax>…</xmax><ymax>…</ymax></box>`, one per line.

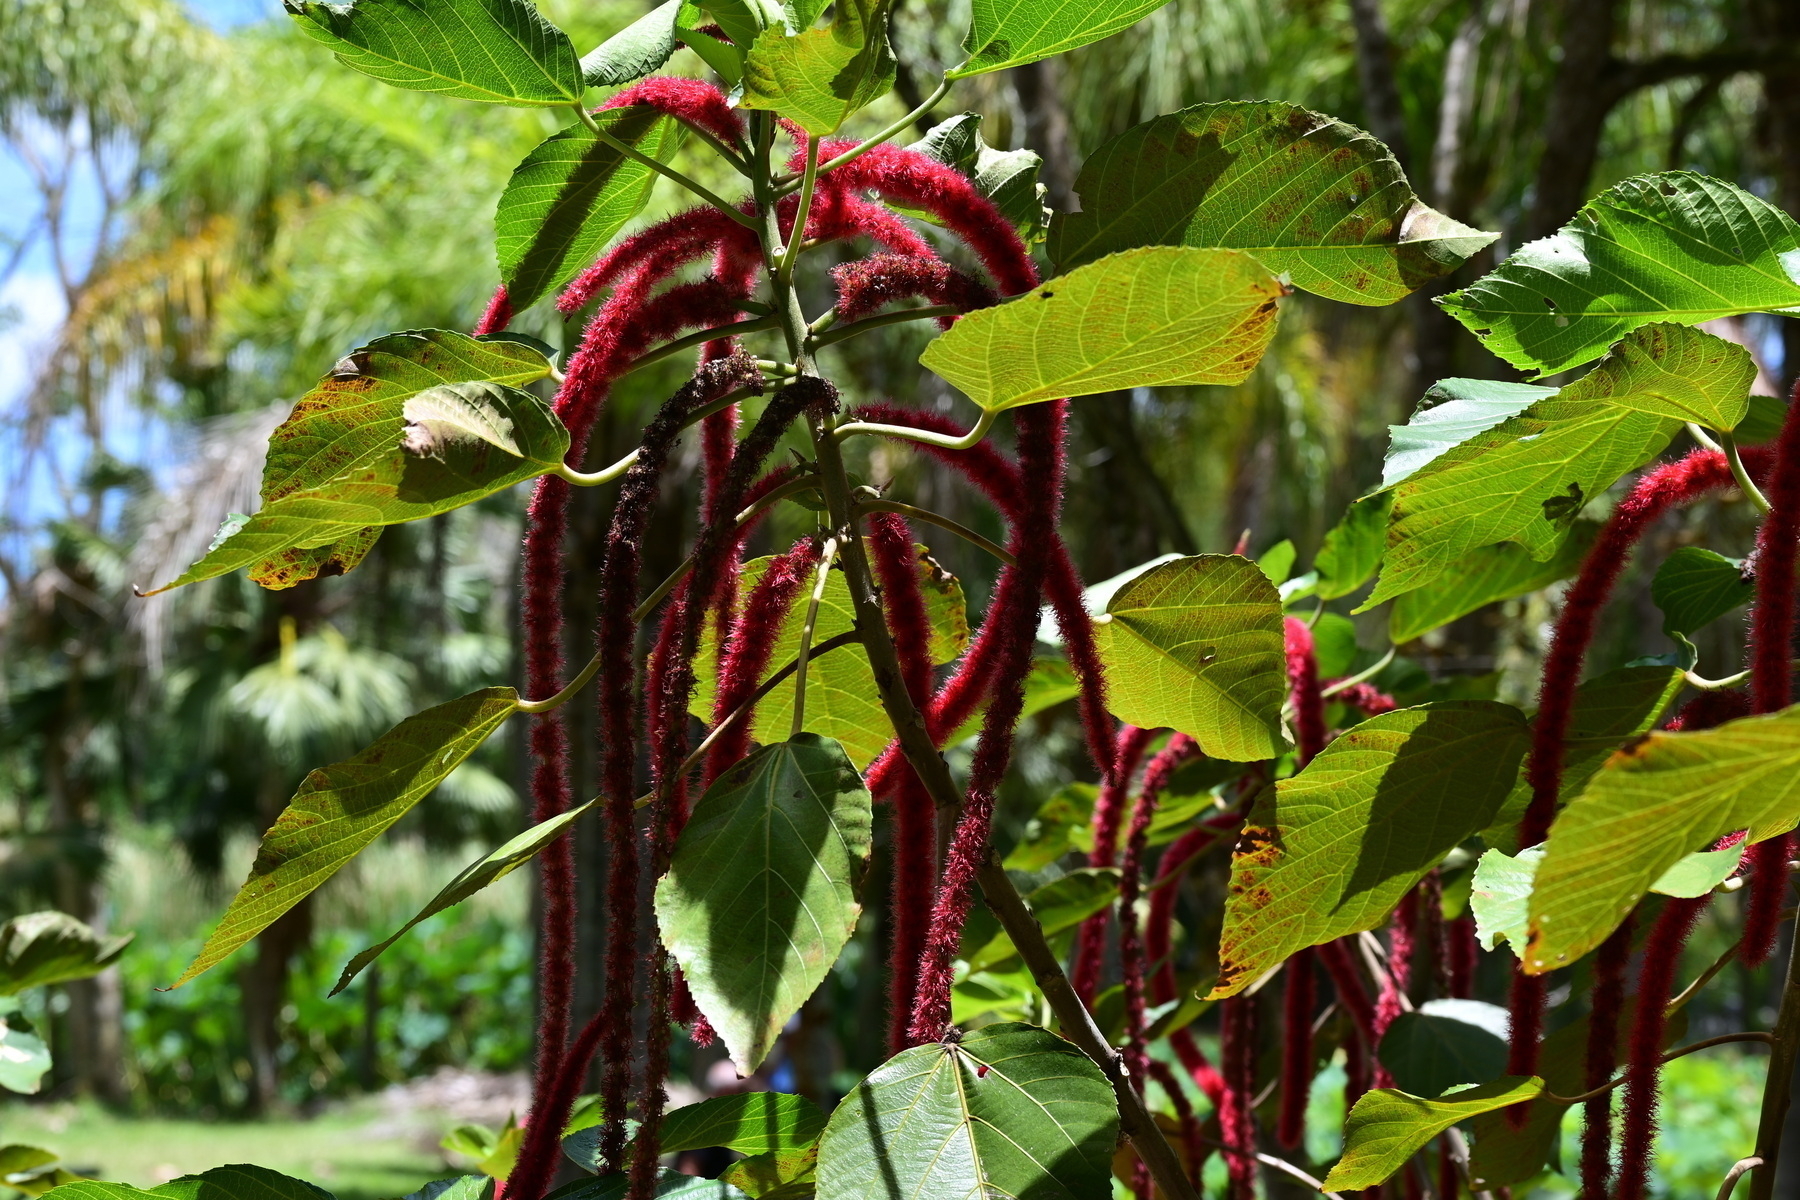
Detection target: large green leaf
<box><xmin>814</xmin><ymin>1022</ymin><xmax>1117</xmax><ymax>1200</ymax></box>
<box><xmin>0</xmin><ymin>1144</ymin><xmax>81</xmax><ymax>1195</ymax></box>
<box><xmin>656</xmin><ymin>734</ymin><xmax>873</xmax><ymax>1072</ymax></box>
<box><xmin>1050</xmin><ymin>102</ymin><xmax>1496</xmax><ymax>303</ymax></box>
<box><xmin>1362</xmin><ymin>323</ymin><xmax>1754</xmax><ymax>606</ymax></box>
<box><xmin>544</xmin><ymin>1173</ymin><xmax>743</xmax><ymax>1200</ymax></box>
<box><xmin>332</xmin><ymin>797</ymin><xmax>593</xmax><ymax>994</ymax></box>
<box><xmin>1381</xmin><ymin>380</ymin><xmax>1558</xmax><ymax>488</ymax></box>
<box><xmin>171</xmin><ymin>688</ymin><xmax>519</xmax><ymax>988</ymax></box>
<box><xmin>1525</xmin><ymin>705</ymin><xmax>1800</xmax><ymax>973</ymax></box>
<box><xmin>496</xmin><ymin>109</ymin><xmax>682</xmax><ymax>312</ymax></box>
<box><xmin>580</xmin><ymin>0</ymin><xmax>698</xmax><ymax>85</ymax></box>
<box><xmin>690</xmin><ymin>543</ymin><xmax>966</xmax><ymax>767</ymax></box>
<box><xmin>1440</xmin><ymin>172</ymin><xmax>1800</xmax><ymax>376</ymax></box>
<box><xmin>1209</xmin><ymin>701</ymin><xmax>1530</xmax><ymax>998</ymax></box>
<box><xmin>285</xmin><ymin>0</ymin><xmax>582</xmax><ymax>106</ymax></box>
<box><xmin>739</xmin><ymin>0</ymin><xmax>895</xmax><ymax>134</ymax></box>
<box><xmin>949</xmin><ymin>0</ymin><xmax>1173</xmax><ymax>78</ymax></box>
<box><xmin>718</xmin><ymin>1145</ymin><xmax>816</xmax><ymax>1199</ymax></box>
<box><xmin>0</xmin><ymin>912</ymin><xmax>132</xmax><ymax>995</ymax></box>
<box><xmin>1322</xmin><ymin>1077</ymin><xmax>1543</xmax><ymax>1191</ymax></box>
<box><xmin>1652</xmin><ymin>546</ymin><xmax>1754</xmax><ymax>636</ymax></box>
<box><xmin>1388</xmin><ymin>522</ymin><xmax>1595</xmax><ymax>644</ymax></box>
<box><xmin>145</xmin><ymin>332</ymin><xmax>561</xmax><ymax>594</ymax></box>
<box><xmin>1376</xmin><ymin>1000</ymin><xmax>1509</xmax><ymax>1098</ymax></box>
<box><xmin>1092</xmin><ymin>554</ymin><xmax>1287</xmax><ymax>762</ymax></box>
<box><xmin>918</xmin><ymin>247</ymin><xmax>1284</xmax><ymax>411</ymax></box>
<box><xmin>659</xmin><ymin>1093</ymin><xmax>825</xmax><ymax>1155</ymax></box>
<box><xmin>45</xmin><ymin>1165</ymin><xmax>333</xmax><ymax>1200</ymax></box>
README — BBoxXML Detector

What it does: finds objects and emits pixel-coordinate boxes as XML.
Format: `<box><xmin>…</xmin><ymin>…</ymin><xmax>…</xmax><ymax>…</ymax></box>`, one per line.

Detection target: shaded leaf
<box><xmin>718</xmin><ymin>1145</ymin><xmax>817</xmax><ymax>1199</ymax></box>
<box><xmin>1093</xmin><ymin>554</ymin><xmax>1287</xmax><ymax>762</ymax></box>
<box><xmin>49</xmin><ymin>1165</ymin><xmax>336</xmax><ymax>1200</ymax></box>
<box><xmin>0</xmin><ymin>912</ymin><xmax>132</xmax><ymax>995</ymax></box>
<box><xmin>1735</xmin><ymin>393</ymin><xmax>1789</xmax><ymax>444</ymax></box>
<box><xmin>580</xmin><ymin>0</ymin><xmax>699</xmax><ymax>85</ymax></box>
<box><xmin>1209</xmin><ymin>702</ymin><xmax>1531</xmax><ymax>998</ymax></box>
<box><xmin>656</xmin><ymin>734</ymin><xmax>873</xmax><ymax>1072</ymax></box>
<box><xmin>172</xmin><ymin>688</ymin><xmax>519</xmax><ymax>987</ymax></box>
<box><xmin>1526</xmin><ymin>705</ymin><xmax>1800</xmax><ymax>973</ymax></box>
<box><xmin>333</xmin><ymin>797</ymin><xmax>595</xmax><ymax>994</ymax></box>
<box><xmin>285</xmin><ymin>0</ymin><xmax>582</xmax><ymax>106</ymax></box>
<box><xmin>1050</xmin><ymin>102</ymin><xmax>1496</xmax><ymax>303</ymax></box>
<box><xmin>1377</xmin><ymin>999</ymin><xmax>1510</xmax><ymax>1098</ymax></box>
<box><xmin>919</xmin><ymin>247</ymin><xmax>1284</xmax><ymax>411</ymax></box>
<box><xmin>0</xmin><ymin>1145</ymin><xmax>81</xmax><ymax>1197</ymax></box>
<box><xmin>403</xmin><ymin>1179</ymin><xmax>493</xmax><ymax>1200</ymax></box>
<box><xmin>1440</xmin><ymin>171</ymin><xmax>1800</xmax><ymax>376</ymax></box>
<box><xmin>0</xmin><ymin>1012</ymin><xmax>50</xmax><ymax>1094</ymax></box>
<box><xmin>1001</xmin><ymin>781</ymin><xmax>1097</xmax><ymax>871</ymax></box>
<box><xmin>814</xmin><ymin>1022</ymin><xmax>1117</xmax><ymax>1200</ymax></box>
<box><xmin>1362</xmin><ymin>324</ymin><xmax>1754</xmax><ymax>606</ymax></box>
<box><xmin>950</xmin><ymin>0</ymin><xmax>1174</xmax><ymax>78</ymax></box>
<box><xmin>739</xmin><ymin>0</ymin><xmax>894</xmax><ymax>135</ymax></box>
<box><xmin>1323</xmin><ymin>1077</ymin><xmax>1543</xmax><ymax>1190</ymax></box>
<box><xmin>660</xmin><ymin>1093</ymin><xmax>825</xmax><ymax>1155</ymax></box>
<box><xmin>1652</xmin><ymin>546</ymin><xmax>1754</xmax><ymax>637</ymax></box>
<box><xmin>544</xmin><ymin>1172</ymin><xmax>744</xmax><ymax>1200</ymax></box>
<box><xmin>496</xmin><ymin>108</ymin><xmax>681</xmax><ymax>311</ymax></box>
<box><xmin>963</xmin><ymin>868</ymin><xmax>1120</xmax><ymax>972</ymax></box>
<box><xmin>1389</xmin><ymin>522</ymin><xmax>1595</xmax><ymax>644</ymax></box>
<box><xmin>1314</xmin><ymin>493</ymin><xmax>1394</xmax><ymax>601</ymax></box>
<box><xmin>905</xmin><ymin>113</ymin><xmax>1048</xmax><ymax>240</ymax></box>
<box><xmin>147</xmin><ymin>331</ymin><xmax>560</xmax><ymax>594</ymax></box>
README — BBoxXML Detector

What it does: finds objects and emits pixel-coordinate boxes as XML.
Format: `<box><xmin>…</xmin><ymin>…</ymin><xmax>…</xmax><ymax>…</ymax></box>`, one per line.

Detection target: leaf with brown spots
<box><xmin>919</xmin><ymin>246</ymin><xmax>1284</xmax><ymax>412</ymax></box>
<box><xmin>1524</xmin><ymin>704</ymin><xmax>1800</xmax><ymax>974</ymax></box>
<box><xmin>171</xmin><ymin>687</ymin><xmax>519</xmax><ymax>988</ymax></box>
<box><xmin>143</xmin><ymin>331</ymin><xmax>560</xmax><ymax>595</ymax></box>
<box><xmin>1049</xmin><ymin>101</ymin><xmax>1496</xmax><ymax>305</ymax></box>
<box><xmin>1208</xmin><ymin>701</ymin><xmax>1530</xmax><ymax>999</ymax></box>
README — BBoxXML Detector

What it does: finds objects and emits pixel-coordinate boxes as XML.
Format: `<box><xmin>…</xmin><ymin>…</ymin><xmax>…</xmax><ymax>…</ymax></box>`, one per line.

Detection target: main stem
<box><xmin>1750</xmin><ymin>932</ymin><xmax>1800</xmax><ymax>1199</ymax></box>
<box><xmin>745</xmin><ymin>112</ymin><xmax>1199</xmax><ymax>1200</ymax></box>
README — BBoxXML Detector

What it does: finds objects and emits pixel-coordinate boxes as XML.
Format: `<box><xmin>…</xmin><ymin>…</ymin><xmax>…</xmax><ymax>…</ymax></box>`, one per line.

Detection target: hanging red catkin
<box><xmin>1284</xmin><ymin>616</ymin><xmax>1327</xmax><ymax>766</ymax></box>
<box><xmin>1328</xmin><ymin>681</ymin><xmax>1398</xmax><ymax>718</ymax></box>
<box><xmin>1119</xmin><ymin>736</ymin><xmax>1200</xmax><ymax>1076</ymax></box>
<box><xmin>867</xmin><ymin>513</ymin><xmax>945</xmax><ymax>1053</ymax></box>
<box><xmin>907</xmin><ymin>403</ymin><xmax>1067</xmax><ymax>1043</ymax></box>
<box><xmin>1371</xmin><ymin>892</ymin><xmax>1419</xmax><ymax>1092</ymax></box>
<box><xmin>1448</xmin><ymin>914</ymin><xmax>1477</xmax><ymax>999</ymax></box>
<box><xmin>507</xmin><ymin>1006</ymin><xmax>607</xmax><ymax>1200</ymax></box>
<box><xmin>603</xmin><ymin>76</ymin><xmax>746</xmax><ymax>149</ymax></box>
<box><xmin>473</xmin><ymin>286</ymin><xmax>513</xmax><ymax>335</ymax></box>
<box><xmin>1615</xmin><ymin>895</ymin><xmax>1710</xmax><ymax>1200</ymax></box>
<box><xmin>703</xmin><ymin>540</ymin><xmax>820</xmax><ymax>785</ymax></box>
<box><xmin>1319</xmin><ymin>936</ymin><xmax>1380</xmax><ymax>1109</ymax></box>
<box><xmin>1744</xmin><ymin>381</ymin><xmax>1800</xmax><ymax>966</ymax></box>
<box><xmin>1277</xmin><ymin>947</ymin><xmax>1318</xmax><ymax>1150</ymax></box>
<box><xmin>830</xmin><ymin>253</ymin><xmax>997</xmax><ymax>328</ymax></box>
<box><xmin>1072</xmin><ymin>724</ymin><xmax>1158</xmax><ymax>1004</ymax></box>
<box><xmin>1144</xmin><ymin>1058</ymin><xmax>1206</xmax><ymax>1188</ymax></box>
<box><xmin>1577</xmin><ymin>914</ymin><xmax>1636</xmax><ymax>1200</ymax></box>
<box><xmin>1509</xmin><ymin>448</ymin><xmax>1742</xmax><ymax>1082</ymax></box>
<box><xmin>1150</xmin><ymin>823</ymin><xmax>1235</xmax><ymax>1110</ymax></box>
<box><xmin>1220</xmin><ymin>994</ymin><xmax>1258</xmax><ymax>1200</ymax></box>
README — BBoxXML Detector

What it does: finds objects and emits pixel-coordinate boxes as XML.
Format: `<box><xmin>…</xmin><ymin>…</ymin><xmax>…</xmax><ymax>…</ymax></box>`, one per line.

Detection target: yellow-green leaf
<box><xmin>1323</xmin><ymin>1077</ymin><xmax>1543</xmax><ymax>1191</ymax></box>
<box><xmin>738</xmin><ymin>0</ymin><xmax>894</xmax><ymax>135</ymax></box>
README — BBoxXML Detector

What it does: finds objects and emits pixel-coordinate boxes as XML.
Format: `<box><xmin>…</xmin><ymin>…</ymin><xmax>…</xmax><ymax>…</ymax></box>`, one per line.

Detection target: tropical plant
<box><xmin>30</xmin><ymin>2</ymin><xmax>1800</xmax><ymax>1200</ymax></box>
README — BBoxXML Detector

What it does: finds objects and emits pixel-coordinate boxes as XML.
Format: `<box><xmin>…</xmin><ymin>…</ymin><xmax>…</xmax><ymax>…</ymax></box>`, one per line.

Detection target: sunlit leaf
<box><xmin>656</xmin><ymin>734</ymin><xmax>873</xmax><ymax>1072</ymax></box>
<box><xmin>285</xmin><ymin>0</ymin><xmax>582</xmax><ymax>106</ymax></box>
<box><xmin>496</xmin><ymin>108</ymin><xmax>682</xmax><ymax>311</ymax></box>
<box><xmin>1440</xmin><ymin>171</ymin><xmax>1800</xmax><ymax>376</ymax></box>
<box><xmin>580</xmin><ymin>0</ymin><xmax>699</xmax><ymax>85</ymax></box>
<box><xmin>1093</xmin><ymin>554</ymin><xmax>1287</xmax><ymax>762</ymax></box>
<box><xmin>1381</xmin><ymin>379</ymin><xmax>1557</xmax><ymax>488</ymax></box>
<box><xmin>543</xmin><ymin>1172</ymin><xmax>744</xmax><ymax>1200</ymax></box>
<box><xmin>1388</xmin><ymin>522</ymin><xmax>1595</xmax><ymax>644</ymax></box>
<box><xmin>1526</xmin><ymin>705</ymin><xmax>1800</xmax><ymax>972</ymax></box>
<box><xmin>1051</xmin><ymin>102</ymin><xmax>1497</xmax><ymax>303</ymax></box>
<box><xmin>1209</xmin><ymin>702</ymin><xmax>1530</xmax><ymax>998</ymax></box>
<box><xmin>1323</xmin><ymin>1077</ymin><xmax>1543</xmax><ymax>1190</ymax></box>
<box><xmin>44</xmin><ymin>1165</ymin><xmax>334</xmax><ymax>1200</ymax></box>
<box><xmin>1313</xmin><ymin>494</ymin><xmax>1393</xmax><ymax>601</ymax></box>
<box><xmin>949</xmin><ymin>0</ymin><xmax>1174</xmax><ymax>78</ymax></box>
<box><xmin>814</xmin><ymin>1023</ymin><xmax>1117</xmax><ymax>1200</ymax></box>
<box><xmin>332</xmin><ymin>797</ymin><xmax>594</xmax><ymax>994</ymax></box>
<box><xmin>1362</xmin><ymin>324</ymin><xmax>1754</xmax><ymax>606</ymax></box>
<box><xmin>739</xmin><ymin>0</ymin><xmax>894</xmax><ymax>135</ymax></box>
<box><xmin>171</xmin><ymin>688</ymin><xmax>519</xmax><ymax>987</ymax></box>
<box><xmin>0</xmin><ymin>1010</ymin><xmax>50</xmax><ymax>1094</ymax></box>
<box><xmin>919</xmin><ymin>247</ymin><xmax>1284</xmax><ymax>411</ymax></box>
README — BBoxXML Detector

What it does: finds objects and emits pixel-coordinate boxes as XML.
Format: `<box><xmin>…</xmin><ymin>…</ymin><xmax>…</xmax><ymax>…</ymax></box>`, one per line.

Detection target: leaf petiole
<box><xmin>790</xmin><ymin>534</ymin><xmax>842</xmax><ymax>736</ymax></box>
<box><xmin>807</xmin><ymin>305</ymin><xmax>961</xmax><ymax>351</ymax></box>
<box><xmin>573</xmin><ymin>102</ymin><xmax>759</xmax><ymax>228</ymax></box>
<box><xmin>832</xmin><ymin>407</ymin><xmax>995</xmax><ymax>451</ymax></box>
<box><xmin>554</xmin><ymin>383</ymin><xmax>763</xmax><ymax>487</ymax></box>
<box><xmin>855</xmin><ymin>498</ymin><xmax>1015</xmax><ymax>566</ymax></box>
<box><xmin>774</xmin><ymin>76</ymin><xmax>953</xmax><ymax>194</ymax></box>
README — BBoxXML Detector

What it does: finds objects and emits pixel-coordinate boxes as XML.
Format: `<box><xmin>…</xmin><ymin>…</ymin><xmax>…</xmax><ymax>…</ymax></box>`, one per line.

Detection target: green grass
<box><xmin>2</xmin><ymin>1099</ymin><xmax>457</xmax><ymax>1200</ymax></box>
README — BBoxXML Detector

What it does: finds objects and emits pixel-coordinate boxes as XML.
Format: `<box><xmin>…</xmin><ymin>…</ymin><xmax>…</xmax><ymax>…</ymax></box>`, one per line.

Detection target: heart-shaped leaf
<box><xmin>1652</xmin><ymin>546</ymin><xmax>1754</xmax><ymax>637</ymax></box>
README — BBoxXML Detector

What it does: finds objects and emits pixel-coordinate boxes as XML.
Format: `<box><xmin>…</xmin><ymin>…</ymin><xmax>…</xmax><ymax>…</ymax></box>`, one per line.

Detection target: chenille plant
<box><xmin>47</xmin><ymin>1</ymin><xmax>1800</xmax><ymax>1198</ymax></box>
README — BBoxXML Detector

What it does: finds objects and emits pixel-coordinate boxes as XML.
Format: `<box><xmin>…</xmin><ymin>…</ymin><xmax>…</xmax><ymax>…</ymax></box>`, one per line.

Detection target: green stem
<box><xmin>777</xmin><ymin>137</ymin><xmax>821</xmax><ymax>287</ymax></box>
<box><xmin>832</xmin><ymin>407</ymin><xmax>995</xmax><ymax>451</ymax></box>
<box><xmin>625</xmin><ymin>315</ymin><xmax>782</xmax><ymax>376</ymax></box>
<box><xmin>574</xmin><ymin>103</ymin><xmax>759</xmax><ymax>228</ymax></box>
<box><xmin>1549</xmin><ymin>1031</ymin><xmax>1776</xmax><ymax>1105</ymax></box>
<box><xmin>808</xmin><ymin>305</ymin><xmax>962</xmax><ymax>351</ymax></box>
<box><xmin>1319</xmin><ymin>647</ymin><xmax>1397</xmax><ymax>698</ymax></box>
<box><xmin>1751</xmin><ymin>936</ymin><xmax>1800</xmax><ymax>1199</ymax></box>
<box><xmin>553</xmin><ymin>384</ymin><xmax>763</xmax><ymax>487</ymax></box>
<box><xmin>856</xmin><ymin>498</ymin><xmax>1015</xmax><ymax>566</ymax></box>
<box><xmin>790</xmin><ymin>535</ymin><xmax>841</xmax><ymax>736</ymax></box>
<box><xmin>774</xmin><ymin>76</ymin><xmax>953</xmax><ymax>194</ymax></box>
<box><xmin>1722</xmin><ymin>430</ymin><xmax>1772</xmax><ymax>515</ymax></box>
<box><xmin>668</xmin><ymin>114</ymin><xmax>751</xmax><ymax>176</ymax></box>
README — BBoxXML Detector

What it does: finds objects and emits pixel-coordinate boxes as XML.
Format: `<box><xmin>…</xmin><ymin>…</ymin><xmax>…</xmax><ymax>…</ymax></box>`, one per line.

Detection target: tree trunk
<box><xmin>241</xmin><ymin>895</ymin><xmax>313</xmax><ymax>1114</ymax></box>
<box><xmin>1753</xmin><ymin>0</ymin><xmax>1800</xmax><ymax>389</ymax></box>
<box><xmin>1525</xmin><ymin>0</ymin><xmax>1621</xmax><ymax>241</ymax></box>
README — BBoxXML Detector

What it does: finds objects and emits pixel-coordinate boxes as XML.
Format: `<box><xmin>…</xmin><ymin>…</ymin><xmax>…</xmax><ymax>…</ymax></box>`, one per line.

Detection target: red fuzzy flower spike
<box><xmin>1072</xmin><ymin>725</ymin><xmax>1157</xmax><ymax>1004</ymax></box>
<box><xmin>1578</xmin><ymin>915</ymin><xmax>1635</xmax><ymax>1199</ymax></box>
<box><xmin>1278</xmin><ymin>947</ymin><xmax>1318</xmax><ymax>1149</ymax></box>
<box><xmin>831</xmin><ymin>253</ymin><xmax>997</xmax><ymax>328</ymax></box>
<box><xmin>1616</xmin><ymin>896</ymin><xmax>1710</xmax><ymax>1200</ymax></box>
<box><xmin>1285</xmin><ymin>616</ymin><xmax>1327</xmax><ymax>766</ymax></box>
<box><xmin>474</xmin><ymin>286</ymin><xmax>513</xmax><ymax>335</ymax></box>
<box><xmin>1118</xmin><ymin>735</ymin><xmax>1200</xmax><ymax>1081</ymax></box>
<box><xmin>705</xmin><ymin>540</ymin><xmax>819</xmax><ymax>786</ymax></box>
<box><xmin>1220</xmin><ymin>994</ymin><xmax>1258</xmax><ymax>1200</ymax></box>
<box><xmin>1329</xmin><ymin>680</ymin><xmax>1397</xmax><ymax>718</ymax></box>
<box><xmin>601</xmin><ymin>76</ymin><xmax>745</xmax><ymax>151</ymax></box>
